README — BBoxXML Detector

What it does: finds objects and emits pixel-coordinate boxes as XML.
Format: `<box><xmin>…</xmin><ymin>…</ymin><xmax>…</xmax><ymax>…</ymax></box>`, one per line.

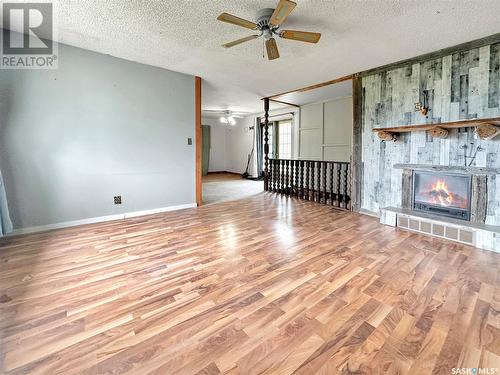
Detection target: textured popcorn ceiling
<box><xmin>37</xmin><ymin>1</ymin><xmax>500</xmax><ymax>112</ymax></box>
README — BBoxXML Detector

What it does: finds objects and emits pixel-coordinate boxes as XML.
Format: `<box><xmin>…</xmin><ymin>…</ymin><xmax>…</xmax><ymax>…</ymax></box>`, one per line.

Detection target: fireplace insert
<box><xmin>412</xmin><ymin>171</ymin><xmax>471</xmax><ymax>220</ymax></box>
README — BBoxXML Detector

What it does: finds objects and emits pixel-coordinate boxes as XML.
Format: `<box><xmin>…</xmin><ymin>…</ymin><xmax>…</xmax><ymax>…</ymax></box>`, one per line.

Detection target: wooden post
<box><xmin>351</xmin><ymin>75</ymin><xmax>363</xmax><ymax>212</ymax></box>
<box><xmin>264</xmin><ymin>98</ymin><xmax>270</xmax><ymax>191</ymax></box>
<box><xmin>195</xmin><ymin>77</ymin><xmax>202</xmax><ymax>206</ymax></box>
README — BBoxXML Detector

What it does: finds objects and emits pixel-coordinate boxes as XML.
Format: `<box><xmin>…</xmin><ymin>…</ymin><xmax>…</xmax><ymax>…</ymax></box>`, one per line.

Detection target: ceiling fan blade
<box><xmin>280</xmin><ymin>30</ymin><xmax>321</xmax><ymax>43</ymax></box>
<box><xmin>222</xmin><ymin>35</ymin><xmax>259</xmax><ymax>48</ymax></box>
<box><xmin>270</xmin><ymin>0</ymin><xmax>297</xmax><ymax>27</ymax></box>
<box><xmin>266</xmin><ymin>38</ymin><xmax>280</xmax><ymax>60</ymax></box>
<box><xmin>217</xmin><ymin>13</ymin><xmax>257</xmax><ymax>30</ymax></box>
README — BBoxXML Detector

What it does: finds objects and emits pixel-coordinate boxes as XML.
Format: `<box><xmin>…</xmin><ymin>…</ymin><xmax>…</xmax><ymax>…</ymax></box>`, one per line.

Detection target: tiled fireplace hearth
<box><xmin>380</xmin><ymin>164</ymin><xmax>500</xmax><ymax>252</ymax></box>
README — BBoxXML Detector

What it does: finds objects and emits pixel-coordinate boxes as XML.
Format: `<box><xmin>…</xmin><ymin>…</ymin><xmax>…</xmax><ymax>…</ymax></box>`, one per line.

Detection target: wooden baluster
<box><xmin>276</xmin><ymin>159</ymin><xmax>280</xmax><ymax>193</ymax></box>
<box><xmin>273</xmin><ymin>159</ymin><xmax>277</xmax><ymax>192</ymax></box>
<box><xmin>275</xmin><ymin>159</ymin><xmax>279</xmax><ymax>192</ymax></box>
<box><xmin>270</xmin><ymin>159</ymin><xmax>274</xmax><ymax>192</ymax></box>
<box><xmin>286</xmin><ymin>160</ymin><xmax>290</xmax><ymax>196</ymax></box>
<box><xmin>329</xmin><ymin>163</ymin><xmax>334</xmax><ymax>205</ymax></box>
<box><xmin>300</xmin><ymin>161</ymin><xmax>304</xmax><ymax>199</ymax></box>
<box><xmin>276</xmin><ymin>160</ymin><xmax>279</xmax><ymax>193</ymax></box>
<box><xmin>263</xmin><ymin>98</ymin><xmax>270</xmax><ymax>191</ymax></box>
<box><xmin>347</xmin><ymin>163</ymin><xmax>352</xmax><ymax>210</ymax></box>
<box><xmin>287</xmin><ymin>160</ymin><xmax>291</xmax><ymax>196</ymax></box>
<box><xmin>310</xmin><ymin>162</ymin><xmax>315</xmax><ymax>201</ymax></box>
<box><xmin>304</xmin><ymin>161</ymin><xmax>309</xmax><ymax>200</ymax></box>
<box><xmin>281</xmin><ymin>160</ymin><xmax>285</xmax><ymax>193</ymax></box>
<box><xmin>314</xmin><ymin>162</ymin><xmax>318</xmax><ymax>202</ymax></box>
<box><xmin>336</xmin><ymin>163</ymin><xmax>341</xmax><ymax>208</ymax></box>
<box><xmin>293</xmin><ymin>160</ymin><xmax>296</xmax><ymax>197</ymax></box>
<box><xmin>316</xmin><ymin>161</ymin><xmax>321</xmax><ymax>203</ymax></box>
<box><xmin>267</xmin><ymin>159</ymin><xmax>274</xmax><ymax>191</ymax></box>
<box><xmin>320</xmin><ymin>162</ymin><xmax>323</xmax><ymax>203</ymax></box>
<box><xmin>343</xmin><ymin>164</ymin><xmax>349</xmax><ymax>208</ymax></box>
<box><xmin>322</xmin><ymin>162</ymin><xmax>327</xmax><ymax>204</ymax></box>
<box><xmin>276</xmin><ymin>160</ymin><xmax>280</xmax><ymax>193</ymax></box>
<box><xmin>307</xmin><ymin>161</ymin><xmax>311</xmax><ymax>201</ymax></box>
<box><xmin>271</xmin><ymin>159</ymin><xmax>275</xmax><ymax>192</ymax></box>
<box><xmin>293</xmin><ymin>160</ymin><xmax>299</xmax><ymax>198</ymax></box>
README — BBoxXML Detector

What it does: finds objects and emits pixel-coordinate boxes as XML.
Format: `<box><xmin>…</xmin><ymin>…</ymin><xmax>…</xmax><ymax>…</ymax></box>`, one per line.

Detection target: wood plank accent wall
<box><xmin>361</xmin><ymin>41</ymin><xmax>500</xmax><ymax>225</ymax></box>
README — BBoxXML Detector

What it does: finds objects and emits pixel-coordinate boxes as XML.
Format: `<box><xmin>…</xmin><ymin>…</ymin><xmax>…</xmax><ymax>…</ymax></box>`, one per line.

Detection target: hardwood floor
<box><xmin>0</xmin><ymin>194</ymin><xmax>499</xmax><ymax>374</ymax></box>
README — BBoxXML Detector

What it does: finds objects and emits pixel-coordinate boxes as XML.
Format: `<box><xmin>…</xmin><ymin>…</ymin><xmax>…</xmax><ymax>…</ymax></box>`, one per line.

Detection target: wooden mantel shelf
<box><xmin>373</xmin><ymin>117</ymin><xmax>500</xmax><ymax>141</ymax></box>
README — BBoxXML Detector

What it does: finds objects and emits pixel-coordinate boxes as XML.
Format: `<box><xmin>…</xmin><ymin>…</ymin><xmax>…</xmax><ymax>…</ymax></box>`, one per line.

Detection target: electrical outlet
<box><xmin>187</xmin><ymin>137</ymin><xmax>192</xmax><ymax>145</ymax></box>
<box><xmin>114</xmin><ymin>196</ymin><xmax>122</xmax><ymax>205</ymax></box>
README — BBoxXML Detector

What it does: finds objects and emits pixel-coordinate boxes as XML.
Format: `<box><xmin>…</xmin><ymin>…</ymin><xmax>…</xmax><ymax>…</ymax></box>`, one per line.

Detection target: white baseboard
<box><xmin>9</xmin><ymin>203</ymin><xmax>197</xmax><ymax>236</ymax></box>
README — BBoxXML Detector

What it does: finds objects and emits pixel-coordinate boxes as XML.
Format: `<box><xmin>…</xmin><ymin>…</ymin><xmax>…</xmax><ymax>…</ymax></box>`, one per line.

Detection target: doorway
<box><xmin>200</xmin><ymin>116</ymin><xmax>263</xmax><ymax>205</ymax></box>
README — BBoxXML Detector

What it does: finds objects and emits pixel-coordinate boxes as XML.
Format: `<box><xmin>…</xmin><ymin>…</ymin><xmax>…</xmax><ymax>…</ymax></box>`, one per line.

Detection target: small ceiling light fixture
<box><xmin>220</xmin><ymin>111</ymin><xmax>237</xmax><ymax>125</ymax></box>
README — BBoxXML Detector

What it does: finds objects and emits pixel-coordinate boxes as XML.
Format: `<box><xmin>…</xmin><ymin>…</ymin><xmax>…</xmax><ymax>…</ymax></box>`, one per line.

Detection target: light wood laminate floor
<box><xmin>0</xmin><ymin>194</ymin><xmax>499</xmax><ymax>374</ymax></box>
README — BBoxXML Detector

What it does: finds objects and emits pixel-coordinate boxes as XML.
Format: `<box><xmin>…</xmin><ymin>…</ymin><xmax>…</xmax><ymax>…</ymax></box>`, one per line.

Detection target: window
<box><xmin>267</xmin><ymin>123</ymin><xmax>274</xmax><ymax>158</ymax></box>
<box><xmin>277</xmin><ymin>120</ymin><xmax>292</xmax><ymax>159</ymax></box>
<box><xmin>261</xmin><ymin>117</ymin><xmax>293</xmax><ymax>164</ymax></box>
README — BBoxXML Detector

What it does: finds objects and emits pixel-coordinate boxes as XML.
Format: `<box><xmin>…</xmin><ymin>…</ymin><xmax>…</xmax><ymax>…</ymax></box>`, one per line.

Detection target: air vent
<box><xmin>396</xmin><ymin>214</ymin><xmax>475</xmax><ymax>246</ymax></box>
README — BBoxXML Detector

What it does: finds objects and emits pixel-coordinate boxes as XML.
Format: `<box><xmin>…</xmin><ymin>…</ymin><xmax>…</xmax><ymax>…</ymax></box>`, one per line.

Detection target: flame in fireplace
<box><xmin>431</xmin><ymin>180</ymin><xmax>453</xmax><ymax>206</ymax></box>
<box><xmin>415</xmin><ymin>173</ymin><xmax>469</xmax><ymax>210</ymax></box>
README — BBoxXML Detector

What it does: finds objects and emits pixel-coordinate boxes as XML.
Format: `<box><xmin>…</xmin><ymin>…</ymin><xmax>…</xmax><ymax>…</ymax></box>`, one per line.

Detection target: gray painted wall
<box><xmin>361</xmin><ymin>42</ymin><xmax>500</xmax><ymax>225</ymax></box>
<box><xmin>0</xmin><ymin>42</ymin><xmax>195</xmax><ymax>229</ymax></box>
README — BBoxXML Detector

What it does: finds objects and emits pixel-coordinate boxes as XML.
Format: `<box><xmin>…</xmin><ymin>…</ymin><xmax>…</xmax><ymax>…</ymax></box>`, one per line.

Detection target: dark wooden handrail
<box><xmin>266</xmin><ymin>158</ymin><xmax>352</xmax><ymax>210</ymax></box>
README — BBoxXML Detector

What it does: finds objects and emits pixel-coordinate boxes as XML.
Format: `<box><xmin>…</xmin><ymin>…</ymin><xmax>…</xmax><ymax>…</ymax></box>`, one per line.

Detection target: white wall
<box><xmin>202</xmin><ymin>117</ymin><xmax>227</xmax><ymax>172</ymax></box>
<box><xmin>299</xmin><ymin>97</ymin><xmax>353</xmax><ymax>162</ymax></box>
<box><xmin>0</xmin><ymin>41</ymin><xmax>195</xmax><ymax>230</ymax></box>
<box><xmin>226</xmin><ymin>116</ymin><xmax>256</xmax><ymax>175</ymax></box>
<box><xmin>201</xmin><ymin>116</ymin><xmax>256</xmax><ymax>176</ymax></box>
<box><xmin>202</xmin><ymin>106</ymin><xmax>299</xmax><ymax>178</ymax></box>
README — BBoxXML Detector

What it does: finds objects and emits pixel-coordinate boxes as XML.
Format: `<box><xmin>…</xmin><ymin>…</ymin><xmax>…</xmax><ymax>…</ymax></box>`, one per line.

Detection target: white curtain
<box><xmin>0</xmin><ymin>170</ymin><xmax>13</xmax><ymax>236</ymax></box>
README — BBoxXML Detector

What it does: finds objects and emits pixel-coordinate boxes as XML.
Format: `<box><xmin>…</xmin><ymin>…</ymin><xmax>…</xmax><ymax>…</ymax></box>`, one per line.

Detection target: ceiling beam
<box><xmin>263</xmin><ymin>74</ymin><xmax>353</xmax><ymax>101</ymax></box>
<box><xmin>267</xmin><ymin>98</ymin><xmax>301</xmax><ymax>108</ymax></box>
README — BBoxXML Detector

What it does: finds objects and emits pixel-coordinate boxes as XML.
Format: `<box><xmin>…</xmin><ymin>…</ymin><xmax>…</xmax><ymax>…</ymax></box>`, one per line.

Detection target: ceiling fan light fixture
<box><xmin>217</xmin><ymin>0</ymin><xmax>320</xmax><ymax>61</ymax></box>
<box><xmin>220</xmin><ymin>115</ymin><xmax>236</xmax><ymax>125</ymax></box>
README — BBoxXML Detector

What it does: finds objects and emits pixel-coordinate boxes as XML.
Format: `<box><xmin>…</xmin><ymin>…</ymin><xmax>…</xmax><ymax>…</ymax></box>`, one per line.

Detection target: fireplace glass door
<box><xmin>413</xmin><ymin>171</ymin><xmax>471</xmax><ymax>220</ymax></box>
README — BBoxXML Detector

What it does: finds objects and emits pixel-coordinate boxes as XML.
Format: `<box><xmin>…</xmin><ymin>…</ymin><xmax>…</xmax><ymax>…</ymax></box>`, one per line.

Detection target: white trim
<box><xmin>9</xmin><ymin>203</ymin><xmax>197</xmax><ymax>236</ymax></box>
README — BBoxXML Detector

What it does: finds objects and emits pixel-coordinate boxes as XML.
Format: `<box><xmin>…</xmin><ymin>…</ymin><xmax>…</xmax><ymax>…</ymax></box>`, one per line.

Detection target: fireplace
<box><xmin>379</xmin><ymin>164</ymin><xmax>497</xmax><ymax>252</ymax></box>
<box><xmin>412</xmin><ymin>171</ymin><xmax>471</xmax><ymax>221</ymax></box>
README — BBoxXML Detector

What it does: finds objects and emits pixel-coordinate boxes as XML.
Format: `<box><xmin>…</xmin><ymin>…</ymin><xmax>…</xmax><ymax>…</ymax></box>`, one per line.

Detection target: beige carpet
<box><xmin>202</xmin><ymin>173</ymin><xmax>264</xmax><ymax>204</ymax></box>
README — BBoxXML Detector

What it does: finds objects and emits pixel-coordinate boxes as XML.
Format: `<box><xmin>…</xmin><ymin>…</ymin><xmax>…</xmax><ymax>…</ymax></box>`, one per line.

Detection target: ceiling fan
<box><xmin>217</xmin><ymin>0</ymin><xmax>321</xmax><ymax>60</ymax></box>
<box><xmin>203</xmin><ymin>110</ymin><xmax>249</xmax><ymax>125</ymax></box>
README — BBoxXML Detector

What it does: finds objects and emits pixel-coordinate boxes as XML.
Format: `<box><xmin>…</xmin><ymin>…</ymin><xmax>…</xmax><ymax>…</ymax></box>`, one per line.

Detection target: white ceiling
<box><xmin>11</xmin><ymin>0</ymin><xmax>500</xmax><ymax>113</ymax></box>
